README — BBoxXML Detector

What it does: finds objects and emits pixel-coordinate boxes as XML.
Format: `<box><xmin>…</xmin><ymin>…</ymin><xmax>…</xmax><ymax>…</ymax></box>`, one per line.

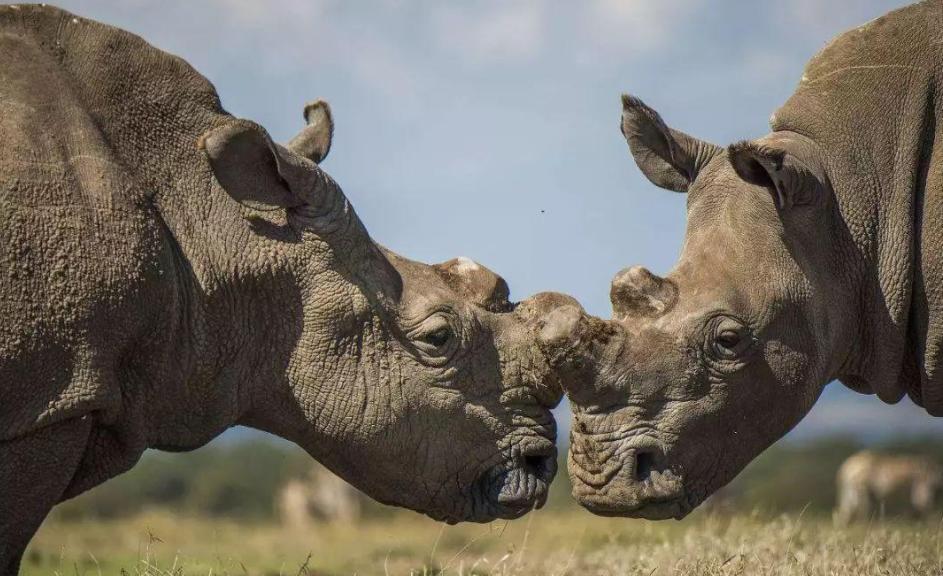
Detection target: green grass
<box><xmin>23</xmin><ymin>509</ymin><xmax>943</xmax><ymax>575</ymax></box>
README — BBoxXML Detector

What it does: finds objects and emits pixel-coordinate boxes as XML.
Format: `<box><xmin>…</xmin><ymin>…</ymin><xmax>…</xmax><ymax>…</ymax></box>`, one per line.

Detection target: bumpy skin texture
<box><xmin>565</xmin><ymin>0</ymin><xmax>943</xmax><ymax>520</ymax></box>
<box><xmin>0</xmin><ymin>6</ymin><xmax>579</xmax><ymax>572</ymax></box>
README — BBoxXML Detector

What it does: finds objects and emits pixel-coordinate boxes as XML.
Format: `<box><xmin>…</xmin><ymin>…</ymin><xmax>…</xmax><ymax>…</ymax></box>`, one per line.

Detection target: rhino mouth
<box><xmin>570</xmin><ymin>436</ymin><xmax>689</xmax><ymax>519</ymax></box>
<box><xmin>480</xmin><ymin>438</ymin><xmax>557</xmax><ymax>520</ymax></box>
<box><xmin>574</xmin><ymin>467</ymin><xmax>688</xmax><ymax>520</ymax></box>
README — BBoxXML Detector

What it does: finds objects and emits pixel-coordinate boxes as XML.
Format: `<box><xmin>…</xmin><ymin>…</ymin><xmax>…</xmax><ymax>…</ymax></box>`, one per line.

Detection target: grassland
<box><xmin>23</xmin><ymin>508</ymin><xmax>943</xmax><ymax>576</ymax></box>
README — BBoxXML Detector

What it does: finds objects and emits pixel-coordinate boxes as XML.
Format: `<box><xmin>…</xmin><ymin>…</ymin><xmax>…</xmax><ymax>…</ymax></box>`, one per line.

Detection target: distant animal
<box><xmin>561</xmin><ymin>0</ymin><xmax>943</xmax><ymax>520</ymax></box>
<box><xmin>277</xmin><ymin>464</ymin><xmax>365</xmax><ymax>529</ymax></box>
<box><xmin>0</xmin><ymin>5</ymin><xmax>587</xmax><ymax>572</ymax></box>
<box><xmin>835</xmin><ymin>451</ymin><xmax>942</xmax><ymax>523</ymax></box>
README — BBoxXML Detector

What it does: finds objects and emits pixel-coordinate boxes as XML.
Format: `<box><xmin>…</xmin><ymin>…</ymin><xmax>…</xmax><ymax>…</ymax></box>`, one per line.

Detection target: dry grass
<box><xmin>23</xmin><ymin>509</ymin><xmax>943</xmax><ymax>575</ymax></box>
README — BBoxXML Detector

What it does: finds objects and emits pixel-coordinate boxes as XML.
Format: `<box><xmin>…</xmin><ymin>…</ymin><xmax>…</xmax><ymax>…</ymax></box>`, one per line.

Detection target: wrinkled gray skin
<box><xmin>565</xmin><ymin>1</ymin><xmax>943</xmax><ymax>520</ymax></box>
<box><xmin>0</xmin><ymin>6</ymin><xmax>581</xmax><ymax>572</ymax></box>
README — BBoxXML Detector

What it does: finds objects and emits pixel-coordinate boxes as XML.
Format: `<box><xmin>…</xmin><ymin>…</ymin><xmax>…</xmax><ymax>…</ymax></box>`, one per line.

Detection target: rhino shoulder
<box><xmin>772</xmin><ymin>0</ymin><xmax>941</xmax><ymax>133</ymax></box>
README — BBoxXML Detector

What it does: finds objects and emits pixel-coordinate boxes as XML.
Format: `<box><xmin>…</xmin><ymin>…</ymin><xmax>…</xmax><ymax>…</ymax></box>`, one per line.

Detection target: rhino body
<box><xmin>0</xmin><ymin>6</ymin><xmax>580</xmax><ymax>571</ymax></box>
<box><xmin>565</xmin><ymin>1</ymin><xmax>943</xmax><ymax>519</ymax></box>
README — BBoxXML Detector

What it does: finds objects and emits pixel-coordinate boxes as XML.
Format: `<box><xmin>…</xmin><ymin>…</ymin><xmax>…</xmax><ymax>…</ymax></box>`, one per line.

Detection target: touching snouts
<box><xmin>610</xmin><ymin>266</ymin><xmax>677</xmax><ymax>320</ymax></box>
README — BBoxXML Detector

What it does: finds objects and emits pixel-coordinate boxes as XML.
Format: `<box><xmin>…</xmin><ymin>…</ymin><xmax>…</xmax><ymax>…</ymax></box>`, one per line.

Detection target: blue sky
<box><xmin>53</xmin><ymin>0</ymin><xmax>943</xmax><ymax>441</ymax></box>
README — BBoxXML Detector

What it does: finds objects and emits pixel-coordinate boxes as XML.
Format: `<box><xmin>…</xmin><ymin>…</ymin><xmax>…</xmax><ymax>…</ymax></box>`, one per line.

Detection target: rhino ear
<box><xmin>288</xmin><ymin>100</ymin><xmax>334</xmax><ymax>164</ymax></box>
<box><xmin>728</xmin><ymin>141</ymin><xmax>818</xmax><ymax>209</ymax></box>
<box><xmin>621</xmin><ymin>94</ymin><xmax>721</xmax><ymax>193</ymax></box>
<box><xmin>200</xmin><ymin>120</ymin><xmax>309</xmax><ymax>212</ymax></box>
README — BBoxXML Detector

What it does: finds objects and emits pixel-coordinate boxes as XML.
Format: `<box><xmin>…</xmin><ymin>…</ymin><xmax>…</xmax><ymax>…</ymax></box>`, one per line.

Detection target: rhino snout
<box><xmin>537</xmin><ymin>305</ymin><xmax>584</xmax><ymax>350</ymax></box>
<box><xmin>568</xmin><ymin>422</ymin><xmax>688</xmax><ymax>520</ymax></box>
<box><xmin>518</xmin><ymin>295</ymin><xmax>626</xmax><ymax>401</ymax></box>
<box><xmin>517</xmin><ymin>292</ymin><xmax>587</xmax><ymax>361</ymax></box>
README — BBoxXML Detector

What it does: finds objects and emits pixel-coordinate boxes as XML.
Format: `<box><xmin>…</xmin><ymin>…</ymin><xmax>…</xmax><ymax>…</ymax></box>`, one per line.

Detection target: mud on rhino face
<box><xmin>563</xmin><ymin>95</ymin><xmax>848</xmax><ymax>519</ymax></box>
<box><xmin>202</xmin><ymin>102</ymin><xmax>586</xmax><ymax>523</ymax></box>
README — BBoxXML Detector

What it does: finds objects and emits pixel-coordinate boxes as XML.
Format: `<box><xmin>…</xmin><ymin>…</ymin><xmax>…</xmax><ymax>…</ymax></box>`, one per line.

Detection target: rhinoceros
<box><xmin>563</xmin><ymin>0</ymin><xmax>943</xmax><ymax>519</ymax></box>
<box><xmin>0</xmin><ymin>5</ymin><xmax>582</xmax><ymax>570</ymax></box>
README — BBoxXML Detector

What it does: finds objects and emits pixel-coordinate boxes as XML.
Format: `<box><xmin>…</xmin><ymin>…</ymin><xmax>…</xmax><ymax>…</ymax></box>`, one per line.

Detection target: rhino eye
<box><xmin>715</xmin><ymin>330</ymin><xmax>741</xmax><ymax>350</ymax></box>
<box><xmin>710</xmin><ymin>319</ymin><xmax>754</xmax><ymax>360</ymax></box>
<box><xmin>410</xmin><ymin>313</ymin><xmax>460</xmax><ymax>360</ymax></box>
<box><xmin>421</xmin><ymin>326</ymin><xmax>452</xmax><ymax>348</ymax></box>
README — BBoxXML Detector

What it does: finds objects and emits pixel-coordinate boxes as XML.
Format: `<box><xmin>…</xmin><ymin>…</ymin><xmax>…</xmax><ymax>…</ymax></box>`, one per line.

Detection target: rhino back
<box><xmin>771</xmin><ymin>0</ymin><xmax>943</xmax><ymax>411</ymax></box>
<box><xmin>0</xmin><ymin>5</ymin><xmax>227</xmax><ymax>440</ymax></box>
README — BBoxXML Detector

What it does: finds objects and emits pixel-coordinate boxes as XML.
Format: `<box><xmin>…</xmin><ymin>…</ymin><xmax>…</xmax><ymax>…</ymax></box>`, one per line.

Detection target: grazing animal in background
<box><xmin>559</xmin><ymin>0</ymin><xmax>943</xmax><ymax>520</ymax></box>
<box><xmin>835</xmin><ymin>451</ymin><xmax>942</xmax><ymax>523</ymax></box>
<box><xmin>277</xmin><ymin>464</ymin><xmax>365</xmax><ymax>529</ymax></box>
<box><xmin>0</xmin><ymin>6</ymin><xmax>588</xmax><ymax>572</ymax></box>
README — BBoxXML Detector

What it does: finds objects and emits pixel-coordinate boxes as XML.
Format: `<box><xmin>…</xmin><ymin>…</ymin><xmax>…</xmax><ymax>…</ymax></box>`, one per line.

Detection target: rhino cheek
<box><xmin>674</xmin><ymin>348</ymin><xmax>823</xmax><ymax>503</ymax></box>
<box><xmin>376</xmin><ymin>398</ymin><xmax>496</xmax><ymax>519</ymax></box>
<box><xmin>288</xmin><ymin>289</ymin><xmax>567</xmax><ymax>523</ymax></box>
<box><xmin>315</xmin><ymin>379</ymin><xmax>492</xmax><ymax>521</ymax></box>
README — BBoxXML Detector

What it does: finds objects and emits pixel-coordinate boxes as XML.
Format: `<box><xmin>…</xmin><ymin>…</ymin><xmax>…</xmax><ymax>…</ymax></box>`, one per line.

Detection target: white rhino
<box><xmin>0</xmin><ymin>5</ymin><xmax>584</xmax><ymax>571</ymax></box>
<box><xmin>562</xmin><ymin>0</ymin><xmax>943</xmax><ymax>519</ymax></box>
<box><xmin>835</xmin><ymin>451</ymin><xmax>942</xmax><ymax>523</ymax></box>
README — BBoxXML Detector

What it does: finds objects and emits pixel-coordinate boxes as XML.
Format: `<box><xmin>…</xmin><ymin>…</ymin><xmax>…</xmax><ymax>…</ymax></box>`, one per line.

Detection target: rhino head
<box><xmin>563</xmin><ymin>95</ymin><xmax>847</xmax><ymax>519</ymax></box>
<box><xmin>198</xmin><ymin>102</ymin><xmax>582</xmax><ymax>523</ymax></box>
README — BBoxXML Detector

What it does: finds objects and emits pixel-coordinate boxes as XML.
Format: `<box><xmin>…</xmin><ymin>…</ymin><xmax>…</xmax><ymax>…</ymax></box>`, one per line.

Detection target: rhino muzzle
<box><xmin>480</xmin><ymin>438</ymin><xmax>557</xmax><ymax>519</ymax></box>
<box><xmin>568</xmin><ymin>419</ymin><xmax>689</xmax><ymax>520</ymax></box>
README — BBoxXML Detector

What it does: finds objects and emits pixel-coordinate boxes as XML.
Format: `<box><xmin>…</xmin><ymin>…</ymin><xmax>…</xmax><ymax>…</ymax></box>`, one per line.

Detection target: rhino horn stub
<box><xmin>611</xmin><ymin>266</ymin><xmax>677</xmax><ymax>320</ymax></box>
<box><xmin>288</xmin><ymin>99</ymin><xmax>334</xmax><ymax>164</ymax></box>
<box><xmin>434</xmin><ymin>257</ymin><xmax>511</xmax><ymax>312</ymax></box>
<box><xmin>518</xmin><ymin>291</ymin><xmax>583</xmax><ymax>320</ymax></box>
<box><xmin>517</xmin><ymin>293</ymin><xmax>588</xmax><ymax>367</ymax></box>
<box><xmin>523</xmin><ymin>294</ymin><xmax>622</xmax><ymax>395</ymax></box>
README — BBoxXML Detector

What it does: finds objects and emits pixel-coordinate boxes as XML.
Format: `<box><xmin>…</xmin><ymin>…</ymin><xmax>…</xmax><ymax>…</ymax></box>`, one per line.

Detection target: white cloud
<box><xmin>346</xmin><ymin>35</ymin><xmax>425</xmax><ymax>101</ymax></box>
<box><xmin>126</xmin><ymin>0</ymin><xmax>423</xmax><ymax>99</ymax></box>
<box><xmin>205</xmin><ymin>0</ymin><xmax>326</xmax><ymax>30</ymax></box>
<box><xmin>779</xmin><ymin>0</ymin><xmax>871</xmax><ymax>37</ymax></box>
<box><xmin>71</xmin><ymin>0</ymin><xmax>334</xmax><ymax>72</ymax></box>
<box><xmin>430</xmin><ymin>0</ymin><xmax>546</xmax><ymax>65</ymax></box>
<box><xmin>582</xmin><ymin>0</ymin><xmax>706</xmax><ymax>53</ymax></box>
<box><xmin>740</xmin><ymin>48</ymin><xmax>798</xmax><ymax>85</ymax></box>
<box><xmin>774</xmin><ymin>0</ymin><xmax>913</xmax><ymax>46</ymax></box>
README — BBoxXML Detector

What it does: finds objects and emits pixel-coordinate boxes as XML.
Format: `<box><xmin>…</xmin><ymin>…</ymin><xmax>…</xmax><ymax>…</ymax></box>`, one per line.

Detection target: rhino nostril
<box><xmin>524</xmin><ymin>453</ymin><xmax>556</xmax><ymax>481</ymax></box>
<box><xmin>634</xmin><ymin>450</ymin><xmax>657</xmax><ymax>482</ymax></box>
<box><xmin>525</xmin><ymin>453</ymin><xmax>546</xmax><ymax>470</ymax></box>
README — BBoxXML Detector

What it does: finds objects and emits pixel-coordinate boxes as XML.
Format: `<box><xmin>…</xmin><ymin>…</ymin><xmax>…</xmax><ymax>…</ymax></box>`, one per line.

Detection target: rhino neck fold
<box><xmin>236</xmin><ymin>308</ymin><xmax>396</xmax><ymax>473</ymax></box>
<box><xmin>771</xmin><ymin>0</ymin><xmax>943</xmax><ymax>411</ymax></box>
